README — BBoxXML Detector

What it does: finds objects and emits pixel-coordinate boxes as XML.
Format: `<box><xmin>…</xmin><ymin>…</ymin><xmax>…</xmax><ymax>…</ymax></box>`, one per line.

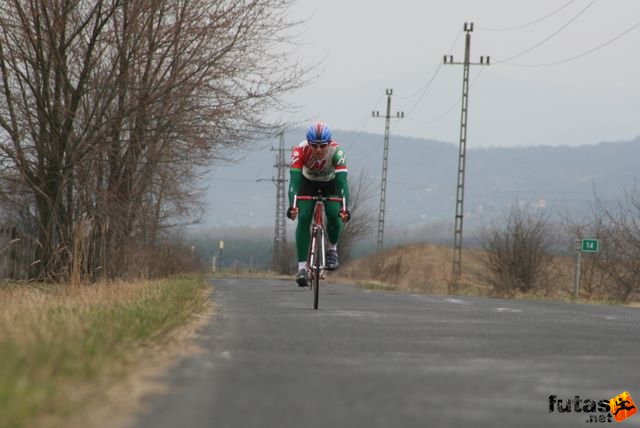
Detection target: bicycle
<box><xmin>293</xmin><ymin>191</ymin><xmax>347</xmax><ymax>310</ymax></box>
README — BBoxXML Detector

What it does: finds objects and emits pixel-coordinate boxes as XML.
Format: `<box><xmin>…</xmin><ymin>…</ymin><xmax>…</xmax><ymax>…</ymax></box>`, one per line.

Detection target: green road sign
<box><xmin>581</xmin><ymin>239</ymin><xmax>599</xmax><ymax>253</ymax></box>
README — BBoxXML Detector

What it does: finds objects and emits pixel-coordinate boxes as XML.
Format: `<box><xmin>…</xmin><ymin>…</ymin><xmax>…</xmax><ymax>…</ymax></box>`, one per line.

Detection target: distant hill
<box><xmin>199</xmin><ymin>130</ymin><xmax>640</xmax><ymax>235</ymax></box>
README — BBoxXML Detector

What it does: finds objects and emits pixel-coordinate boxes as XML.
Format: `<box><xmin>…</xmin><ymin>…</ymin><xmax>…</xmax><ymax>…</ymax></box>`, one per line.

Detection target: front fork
<box><xmin>319</xmin><ymin>228</ymin><xmax>326</xmax><ymax>279</ymax></box>
<box><xmin>308</xmin><ymin>226</ymin><xmax>326</xmax><ymax>280</ymax></box>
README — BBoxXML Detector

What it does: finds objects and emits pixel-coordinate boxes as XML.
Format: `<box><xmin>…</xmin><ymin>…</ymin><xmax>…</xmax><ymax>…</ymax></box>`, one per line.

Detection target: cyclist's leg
<box><xmin>324</xmin><ymin>199</ymin><xmax>342</xmax><ymax>270</ymax></box>
<box><xmin>324</xmin><ymin>200</ymin><xmax>343</xmax><ymax>245</ymax></box>
<box><xmin>295</xmin><ymin>198</ymin><xmax>314</xmax><ymax>263</ymax></box>
<box><xmin>321</xmin><ymin>178</ymin><xmax>343</xmax><ymax>246</ymax></box>
<box><xmin>296</xmin><ymin>176</ymin><xmax>322</xmax><ymax>266</ymax></box>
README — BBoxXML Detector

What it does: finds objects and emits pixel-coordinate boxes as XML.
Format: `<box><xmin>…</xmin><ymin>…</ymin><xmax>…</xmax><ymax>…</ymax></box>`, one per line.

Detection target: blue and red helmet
<box><xmin>306</xmin><ymin>122</ymin><xmax>332</xmax><ymax>144</ymax></box>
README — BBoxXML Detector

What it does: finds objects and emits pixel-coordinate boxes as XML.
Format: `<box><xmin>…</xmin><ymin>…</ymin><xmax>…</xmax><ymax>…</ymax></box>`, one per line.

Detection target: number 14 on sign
<box><xmin>581</xmin><ymin>239</ymin><xmax>599</xmax><ymax>253</ymax></box>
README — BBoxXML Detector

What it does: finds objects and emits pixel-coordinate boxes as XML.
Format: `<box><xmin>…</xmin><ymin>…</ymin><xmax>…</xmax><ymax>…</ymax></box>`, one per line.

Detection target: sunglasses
<box><xmin>309</xmin><ymin>141</ymin><xmax>329</xmax><ymax>148</ymax></box>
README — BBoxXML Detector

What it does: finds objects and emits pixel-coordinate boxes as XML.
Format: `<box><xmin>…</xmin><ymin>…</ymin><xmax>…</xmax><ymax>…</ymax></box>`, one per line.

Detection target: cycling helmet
<box><xmin>306</xmin><ymin>122</ymin><xmax>332</xmax><ymax>144</ymax></box>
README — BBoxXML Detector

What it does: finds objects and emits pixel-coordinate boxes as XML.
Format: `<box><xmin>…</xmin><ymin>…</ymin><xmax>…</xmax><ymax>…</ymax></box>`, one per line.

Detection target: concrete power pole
<box><xmin>372</xmin><ymin>89</ymin><xmax>404</xmax><ymax>252</ymax></box>
<box><xmin>443</xmin><ymin>22</ymin><xmax>490</xmax><ymax>291</ymax></box>
<box><xmin>272</xmin><ymin>132</ymin><xmax>288</xmax><ymax>272</ymax></box>
<box><xmin>257</xmin><ymin>132</ymin><xmax>288</xmax><ymax>273</ymax></box>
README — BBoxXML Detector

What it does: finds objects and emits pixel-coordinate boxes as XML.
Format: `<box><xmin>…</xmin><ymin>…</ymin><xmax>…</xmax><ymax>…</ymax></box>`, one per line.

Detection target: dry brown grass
<box><xmin>337</xmin><ymin>244</ymin><xmax>491</xmax><ymax>296</ymax></box>
<box><xmin>0</xmin><ymin>276</ymin><xmax>212</xmax><ymax>428</ymax></box>
<box><xmin>46</xmin><ymin>303</ymin><xmax>214</xmax><ymax>428</ymax></box>
<box><xmin>336</xmin><ymin>243</ymin><xmax>614</xmax><ymax>302</ymax></box>
<box><xmin>0</xmin><ymin>281</ymin><xmax>155</xmax><ymax>346</ymax></box>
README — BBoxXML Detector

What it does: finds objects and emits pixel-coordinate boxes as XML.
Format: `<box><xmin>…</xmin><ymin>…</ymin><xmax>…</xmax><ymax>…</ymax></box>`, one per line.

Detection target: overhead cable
<box><xmin>493</xmin><ymin>0</ymin><xmax>598</xmax><ymax>64</ymax></box>
<box><xmin>396</xmin><ymin>28</ymin><xmax>464</xmax><ymax>125</ymax></box>
<box><xmin>399</xmin><ymin>68</ymin><xmax>485</xmax><ymax>126</ymax></box>
<box><xmin>504</xmin><ymin>19</ymin><xmax>640</xmax><ymax>67</ymax></box>
<box><xmin>477</xmin><ymin>0</ymin><xmax>578</xmax><ymax>32</ymax></box>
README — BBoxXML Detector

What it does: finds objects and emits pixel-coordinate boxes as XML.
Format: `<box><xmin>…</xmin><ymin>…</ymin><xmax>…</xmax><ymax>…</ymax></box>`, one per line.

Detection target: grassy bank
<box><xmin>0</xmin><ymin>275</ymin><xmax>211</xmax><ymax>428</ymax></box>
<box><xmin>338</xmin><ymin>243</ymin><xmax>639</xmax><ymax>304</ymax></box>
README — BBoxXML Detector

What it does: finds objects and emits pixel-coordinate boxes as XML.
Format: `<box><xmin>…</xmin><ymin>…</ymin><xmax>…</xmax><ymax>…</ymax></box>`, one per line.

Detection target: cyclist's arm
<box><xmin>332</xmin><ymin>147</ymin><xmax>349</xmax><ymax>205</ymax></box>
<box><xmin>335</xmin><ymin>171</ymin><xmax>349</xmax><ymax>205</ymax></box>
<box><xmin>289</xmin><ymin>145</ymin><xmax>304</xmax><ymax>205</ymax></box>
<box><xmin>288</xmin><ymin>168</ymin><xmax>302</xmax><ymax>206</ymax></box>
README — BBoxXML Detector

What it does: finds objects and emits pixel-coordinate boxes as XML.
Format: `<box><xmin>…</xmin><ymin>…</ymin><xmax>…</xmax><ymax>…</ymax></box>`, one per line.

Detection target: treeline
<box><xmin>0</xmin><ymin>0</ymin><xmax>307</xmax><ymax>282</ymax></box>
<box><xmin>190</xmin><ymin>227</ymin><xmax>276</xmax><ymax>271</ymax></box>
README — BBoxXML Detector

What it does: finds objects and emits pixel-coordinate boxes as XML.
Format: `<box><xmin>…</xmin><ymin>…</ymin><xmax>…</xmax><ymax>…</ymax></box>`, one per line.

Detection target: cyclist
<box><xmin>286</xmin><ymin>122</ymin><xmax>350</xmax><ymax>287</ymax></box>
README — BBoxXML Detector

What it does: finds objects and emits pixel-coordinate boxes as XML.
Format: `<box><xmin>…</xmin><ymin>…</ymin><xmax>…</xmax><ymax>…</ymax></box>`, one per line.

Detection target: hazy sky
<box><xmin>283</xmin><ymin>0</ymin><xmax>640</xmax><ymax>148</ymax></box>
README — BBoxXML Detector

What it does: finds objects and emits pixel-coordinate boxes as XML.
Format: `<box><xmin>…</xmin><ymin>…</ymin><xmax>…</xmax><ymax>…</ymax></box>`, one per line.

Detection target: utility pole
<box><xmin>257</xmin><ymin>131</ymin><xmax>288</xmax><ymax>273</ymax></box>
<box><xmin>272</xmin><ymin>132</ymin><xmax>288</xmax><ymax>272</ymax></box>
<box><xmin>372</xmin><ymin>89</ymin><xmax>404</xmax><ymax>252</ymax></box>
<box><xmin>443</xmin><ymin>22</ymin><xmax>490</xmax><ymax>291</ymax></box>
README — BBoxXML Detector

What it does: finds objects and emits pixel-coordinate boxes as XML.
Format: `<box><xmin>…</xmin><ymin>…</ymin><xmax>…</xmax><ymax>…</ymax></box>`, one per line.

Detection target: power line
<box><xmin>399</xmin><ymin>28</ymin><xmax>463</xmax><ymax>120</ymax></box>
<box><xmin>401</xmin><ymin>68</ymin><xmax>485</xmax><ymax>126</ymax></box>
<box><xmin>341</xmin><ymin>93</ymin><xmax>385</xmax><ymax>153</ymax></box>
<box><xmin>493</xmin><ymin>0</ymin><xmax>598</xmax><ymax>64</ymax></box>
<box><xmin>211</xmin><ymin>178</ymin><xmax>259</xmax><ymax>183</ymax></box>
<box><xmin>503</xmin><ymin>19</ymin><xmax>640</xmax><ymax>67</ymax></box>
<box><xmin>477</xmin><ymin>0</ymin><xmax>579</xmax><ymax>32</ymax></box>
<box><xmin>402</xmin><ymin>66</ymin><xmax>443</xmax><ymax>118</ymax></box>
<box><xmin>398</xmin><ymin>65</ymin><xmax>442</xmax><ymax>101</ymax></box>
<box><xmin>399</xmin><ymin>29</ymin><xmax>463</xmax><ymax>101</ymax></box>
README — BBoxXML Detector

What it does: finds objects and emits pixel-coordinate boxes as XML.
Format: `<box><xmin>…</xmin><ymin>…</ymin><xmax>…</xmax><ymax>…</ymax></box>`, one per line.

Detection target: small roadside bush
<box><xmin>475</xmin><ymin>205</ymin><xmax>555</xmax><ymax>296</ymax></box>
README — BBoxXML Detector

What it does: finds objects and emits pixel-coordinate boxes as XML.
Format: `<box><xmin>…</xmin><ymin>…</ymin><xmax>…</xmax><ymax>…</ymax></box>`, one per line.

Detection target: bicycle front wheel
<box><xmin>313</xmin><ymin>230</ymin><xmax>322</xmax><ymax>310</ymax></box>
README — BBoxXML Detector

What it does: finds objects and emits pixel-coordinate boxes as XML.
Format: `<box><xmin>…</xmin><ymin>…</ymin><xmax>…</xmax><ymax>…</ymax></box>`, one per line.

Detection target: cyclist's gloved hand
<box><xmin>286</xmin><ymin>206</ymin><xmax>298</xmax><ymax>220</ymax></box>
<box><xmin>340</xmin><ymin>209</ymin><xmax>351</xmax><ymax>222</ymax></box>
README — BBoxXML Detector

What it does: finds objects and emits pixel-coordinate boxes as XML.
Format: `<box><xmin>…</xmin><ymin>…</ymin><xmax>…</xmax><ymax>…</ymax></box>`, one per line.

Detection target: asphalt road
<box><xmin>133</xmin><ymin>277</ymin><xmax>640</xmax><ymax>428</ymax></box>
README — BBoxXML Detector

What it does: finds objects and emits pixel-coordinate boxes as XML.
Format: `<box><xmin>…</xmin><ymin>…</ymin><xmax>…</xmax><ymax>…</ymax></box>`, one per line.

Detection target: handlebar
<box><xmin>293</xmin><ymin>194</ymin><xmax>347</xmax><ymax>210</ymax></box>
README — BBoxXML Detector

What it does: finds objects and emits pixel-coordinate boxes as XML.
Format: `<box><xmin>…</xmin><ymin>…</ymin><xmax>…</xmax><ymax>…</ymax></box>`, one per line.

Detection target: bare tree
<box><xmin>0</xmin><ymin>0</ymin><xmax>310</xmax><ymax>281</ymax></box>
<box><xmin>589</xmin><ymin>190</ymin><xmax>640</xmax><ymax>301</ymax></box>
<box><xmin>561</xmin><ymin>186</ymin><xmax>640</xmax><ymax>302</ymax></box>
<box><xmin>339</xmin><ymin>172</ymin><xmax>376</xmax><ymax>261</ymax></box>
<box><xmin>475</xmin><ymin>204</ymin><xmax>555</xmax><ymax>296</ymax></box>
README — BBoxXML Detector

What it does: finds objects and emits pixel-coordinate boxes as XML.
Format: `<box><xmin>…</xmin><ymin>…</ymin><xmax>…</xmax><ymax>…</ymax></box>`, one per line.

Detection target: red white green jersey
<box><xmin>290</xmin><ymin>141</ymin><xmax>348</xmax><ymax>182</ymax></box>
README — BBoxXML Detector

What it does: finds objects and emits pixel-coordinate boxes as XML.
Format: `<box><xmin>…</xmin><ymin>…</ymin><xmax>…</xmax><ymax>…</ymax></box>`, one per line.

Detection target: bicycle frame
<box><xmin>293</xmin><ymin>193</ymin><xmax>346</xmax><ymax>309</ymax></box>
<box><xmin>309</xmin><ymin>199</ymin><xmax>327</xmax><ymax>279</ymax></box>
